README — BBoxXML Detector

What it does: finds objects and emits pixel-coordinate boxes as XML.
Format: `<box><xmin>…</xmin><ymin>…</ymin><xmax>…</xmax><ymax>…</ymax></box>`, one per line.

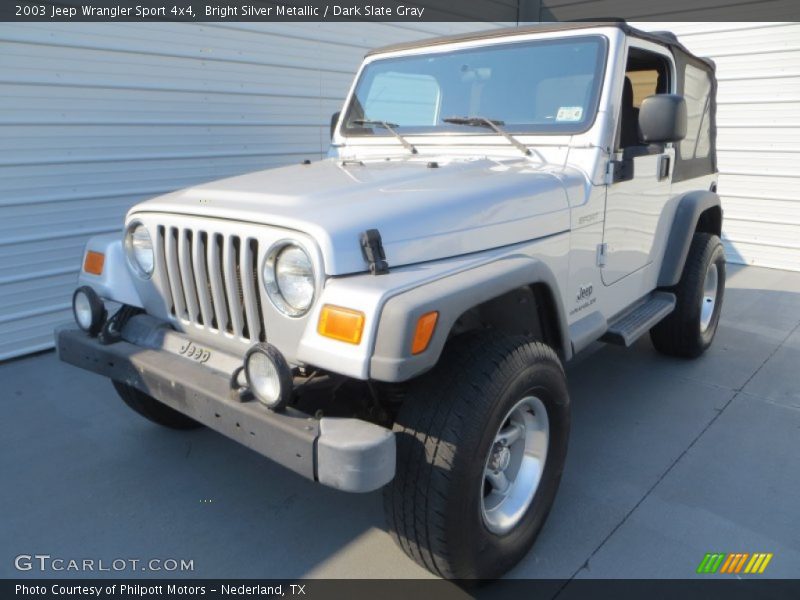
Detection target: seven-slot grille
<box><xmin>156</xmin><ymin>225</ymin><xmax>266</xmax><ymax>342</ymax></box>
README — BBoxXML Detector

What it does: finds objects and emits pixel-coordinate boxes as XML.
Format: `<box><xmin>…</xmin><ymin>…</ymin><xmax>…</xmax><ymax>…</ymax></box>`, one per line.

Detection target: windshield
<box><xmin>342</xmin><ymin>35</ymin><xmax>607</xmax><ymax>137</ymax></box>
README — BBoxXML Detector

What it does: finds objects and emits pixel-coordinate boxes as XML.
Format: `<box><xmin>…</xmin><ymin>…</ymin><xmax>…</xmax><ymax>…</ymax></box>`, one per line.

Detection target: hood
<box><xmin>130</xmin><ymin>157</ymin><xmax>573</xmax><ymax>275</ymax></box>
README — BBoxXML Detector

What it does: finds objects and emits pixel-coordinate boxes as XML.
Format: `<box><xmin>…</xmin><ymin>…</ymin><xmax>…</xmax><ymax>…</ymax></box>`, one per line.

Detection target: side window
<box><xmin>364</xmin><ymin>72</ymin><xmax>440</xmax><ymax>126</ymax></box>
<box><xmin>681</xmin><ymin>64</ymin><xmax>712</xmax><ymax>159</ymax></box>
<box><xmin>618</xmin><ymin>48</ymin><xmax>671</xmax><ymax>150</ymax></box>
<box><xmin>627</xmin><ymin>69</ymin><xmax>661</xmax><ymax>107</ymax></box>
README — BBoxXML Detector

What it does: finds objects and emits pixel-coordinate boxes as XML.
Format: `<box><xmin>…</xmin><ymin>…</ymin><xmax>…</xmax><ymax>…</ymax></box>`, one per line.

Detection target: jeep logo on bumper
<box><xmin>178</xmin><ymin>341</ymin><xmax>211</xmax><ymax>364</ymax></box>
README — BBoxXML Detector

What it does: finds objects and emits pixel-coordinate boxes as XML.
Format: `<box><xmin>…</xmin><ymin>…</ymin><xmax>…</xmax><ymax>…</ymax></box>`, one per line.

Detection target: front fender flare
<box><xmin>370</xmin><ymin>255</ymin><xmax>570</xmax><ymax>382</ymax></box>
<box><xmin>78</xmin><ymin>234</ymin><xmax>143</xmax><ymax>307</ymax></box>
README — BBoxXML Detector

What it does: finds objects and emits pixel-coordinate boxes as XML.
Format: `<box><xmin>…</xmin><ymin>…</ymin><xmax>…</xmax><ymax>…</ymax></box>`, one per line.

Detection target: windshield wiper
<box><xmin>351</xmin><ymin>119</ymin><xmax>418</xmax><ymax>154</ymax></box>
<box><xmin>443</xmin><ymin>116</ymin><xmax>532</xmax><ymax>157</ymax></box>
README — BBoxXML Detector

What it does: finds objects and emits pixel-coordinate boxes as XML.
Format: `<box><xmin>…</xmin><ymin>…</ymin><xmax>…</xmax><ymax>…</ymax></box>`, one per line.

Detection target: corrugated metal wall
<box><xmin>637</xmin><ymin>23</ymin><xmax>800</xmax><ymax>272</ymax></box>
<box><xmin>0</xmin><ymin>22</ymin><xmax>500</xmax><ymax>361</ymax></box>
<box><xmin>1</xmin><ymin>21</ymin><xmax>798</xmax><ymax>360</ymax></box>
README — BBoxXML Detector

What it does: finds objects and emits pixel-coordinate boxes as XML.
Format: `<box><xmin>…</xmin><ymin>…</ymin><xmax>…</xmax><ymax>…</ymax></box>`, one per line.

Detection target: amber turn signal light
<box><xmin>83</xmin><ymin>251</ymin><xmax>105</xmax><ymax>275</ymax></box>
<box><xmin>411</xmin><ymin>311</ymin><xmax>439</xmax><ymax>355</ymax></box>
<box><xmin>318</xmin><ymin>305</ymin><xmax>366</xmax><ymax>345</ymax></box>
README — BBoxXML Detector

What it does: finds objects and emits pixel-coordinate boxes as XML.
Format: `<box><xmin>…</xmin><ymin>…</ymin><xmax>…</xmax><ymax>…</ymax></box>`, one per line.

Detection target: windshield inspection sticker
<box><xmin>556</xmin><ymin>106</ymin><xmax>583</xmax><ymax>122</ymax></box>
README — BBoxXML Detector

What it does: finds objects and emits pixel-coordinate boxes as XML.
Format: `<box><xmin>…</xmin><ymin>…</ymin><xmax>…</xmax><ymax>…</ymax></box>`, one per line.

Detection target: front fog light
<box><xmin>244</xmin><ymin>343</ymin><xmax>293</xmax><ymax>411</ymax></box>
<box><xmin>72</xmin><ymin>286</ymin><xmax>106</xmax><ymax>336</ymax></box>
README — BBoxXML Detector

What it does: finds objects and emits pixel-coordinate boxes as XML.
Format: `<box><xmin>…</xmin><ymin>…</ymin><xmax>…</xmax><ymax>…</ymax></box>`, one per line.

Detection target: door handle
<box><xmin>658</xmin><ymin>155</ymin><xmax>671</xmax><ymax>181</ymax></box>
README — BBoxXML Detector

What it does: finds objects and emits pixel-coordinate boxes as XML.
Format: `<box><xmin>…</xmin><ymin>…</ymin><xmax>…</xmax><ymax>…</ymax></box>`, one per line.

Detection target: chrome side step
<box><xmin>601</xmin><ymin>291</ymin><xmax>676</xmax><ymax>347</ymax></box>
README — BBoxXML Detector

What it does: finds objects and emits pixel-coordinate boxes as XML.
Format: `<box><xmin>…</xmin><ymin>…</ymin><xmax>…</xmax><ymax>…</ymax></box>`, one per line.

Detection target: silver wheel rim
<box><xmin>700</xmin><ymin>262</ymin><xmax>719</xmax><ymax>333</ymax></box>
<box><xmin>480</xmin><ymin>395</ymin><xmax>549</xmax><ymax>535</ymax></box>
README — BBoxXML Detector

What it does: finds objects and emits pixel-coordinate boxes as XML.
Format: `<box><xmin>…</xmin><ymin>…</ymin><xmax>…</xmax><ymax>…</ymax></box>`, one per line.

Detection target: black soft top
<box><xmin>366</xmin><ymin>21</ymin><xmax>714</xmax><ymax>70</ymax></box>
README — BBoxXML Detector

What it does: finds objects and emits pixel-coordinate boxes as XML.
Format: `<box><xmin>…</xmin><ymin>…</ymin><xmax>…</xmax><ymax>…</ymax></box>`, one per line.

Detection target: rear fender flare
<box><xmin>658</xmin><ymin>190</ymin><xmax>722</xmax><ymax>287</ymax></box>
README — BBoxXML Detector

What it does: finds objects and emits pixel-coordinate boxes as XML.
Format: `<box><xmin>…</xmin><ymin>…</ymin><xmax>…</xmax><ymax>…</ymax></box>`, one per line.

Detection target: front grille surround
<box><xmin>157</xmin><ymin>224</ymin><xmax>266</xmax><ymax>343</ymax></box>
<box><xmin>129</xmin><ymin>214</ymin><xmax>322</xmax><ymax>361</ymax></box>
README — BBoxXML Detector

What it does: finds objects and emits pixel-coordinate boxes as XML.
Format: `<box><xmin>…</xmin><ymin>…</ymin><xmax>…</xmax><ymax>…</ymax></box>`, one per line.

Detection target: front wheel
<box><xmin>650</xmin><ymin>232</ymin><xmax>726</xmax><ymax>358</ymax></box>
<box><xmin>383</xmin><ymin>333</ymin><xmax>570</xmax><ymax>580</ymax></box>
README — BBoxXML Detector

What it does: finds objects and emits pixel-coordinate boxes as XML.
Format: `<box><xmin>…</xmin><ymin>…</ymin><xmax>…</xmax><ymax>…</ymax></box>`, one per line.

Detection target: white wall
<box><xmin>0</xmin><ymin>22</ymin><xmax>500</xmax><ymax>360</ymax></box>
<box><xmin>637</xmin><ymin>22</ymin><xmax>800</xmax><ymax>271</ymax></box>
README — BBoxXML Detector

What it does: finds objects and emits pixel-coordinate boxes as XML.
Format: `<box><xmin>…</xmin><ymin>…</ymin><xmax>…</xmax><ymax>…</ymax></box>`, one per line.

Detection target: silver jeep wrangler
<box><xmin>57</xmin><ymin>22</ymin><xmax>724</xmax><ymax>579</ymax></box>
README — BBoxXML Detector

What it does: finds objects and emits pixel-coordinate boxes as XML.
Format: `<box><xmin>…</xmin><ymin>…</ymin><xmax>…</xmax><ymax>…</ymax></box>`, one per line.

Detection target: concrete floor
<box><xmin>1</xmin><ymin>264</ymin><xmax>798</xmax><ymax>580</ymax></box>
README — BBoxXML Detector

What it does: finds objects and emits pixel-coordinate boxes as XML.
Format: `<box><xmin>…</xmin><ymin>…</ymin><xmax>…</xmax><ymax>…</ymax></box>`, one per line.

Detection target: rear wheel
<box><xmin>383</xmin><ymin>332</ymin><xmax>570</xmax><ymax>579</ymax></box>
<box><xmin>113</xmin><ymin>381</ymin><xmax>203</xmax><ymax>430</ymax></box>
<box><xmin>650</xmin><ymin>232</ymin><xmax>725</xmax><ymax>358</ymax></box>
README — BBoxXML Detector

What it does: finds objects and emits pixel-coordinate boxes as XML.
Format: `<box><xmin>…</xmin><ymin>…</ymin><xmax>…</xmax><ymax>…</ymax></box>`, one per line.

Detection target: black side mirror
<box><xmin>639</xmin><ymin>94</ymin><xmax>687</xmax><ymax>143</ymax></box>
<box><xmin>330</xmin><ymin>111</ymin><xmax>341</xmax><ymax>140</ymax></box>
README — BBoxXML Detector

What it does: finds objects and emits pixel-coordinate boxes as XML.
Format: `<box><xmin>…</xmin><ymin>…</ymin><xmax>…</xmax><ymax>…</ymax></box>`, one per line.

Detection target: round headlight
<box><xmin>244</xmin><ymin>343</ymin><xmax>293</xmax><ymax>411</ymax></box>
<box><xmin>264</xmin><ymin>244</ymin><xmax>315</xmax><ymax>316</ymax></box>
<box><xmin>72</xmin><ymin>286</ymin><xmax>106</xmax><ymax>336</ymax></box>
<box><xmin>125</xmin><ymin>222</ymin><xmax>154</xmax><ymax>278</ymax></box>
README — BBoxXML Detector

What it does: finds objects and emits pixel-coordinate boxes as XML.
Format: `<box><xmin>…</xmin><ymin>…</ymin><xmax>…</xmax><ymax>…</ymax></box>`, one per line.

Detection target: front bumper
<box><xmin>55</xmin><ymin>326</ymin><xmax>395</xmax><ymax>493</ymax></box>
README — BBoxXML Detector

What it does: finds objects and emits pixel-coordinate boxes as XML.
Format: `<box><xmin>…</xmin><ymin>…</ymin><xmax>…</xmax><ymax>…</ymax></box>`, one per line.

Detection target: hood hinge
<box><xmin>360</xmin><ymin>229</ymin><xmax>389</xmax><ymax>275</ymax></box>
<box><xmin>596</xmin><ymin>243</ymin><xmax>608</xmax><ymax>268</ymax></box>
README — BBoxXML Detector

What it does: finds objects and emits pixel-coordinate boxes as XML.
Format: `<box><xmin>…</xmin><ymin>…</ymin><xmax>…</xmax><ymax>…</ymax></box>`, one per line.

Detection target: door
<box><xmin>601</xmin><ymin>45</ymin><xmax>675</xmax><ymax>286</ymax></box>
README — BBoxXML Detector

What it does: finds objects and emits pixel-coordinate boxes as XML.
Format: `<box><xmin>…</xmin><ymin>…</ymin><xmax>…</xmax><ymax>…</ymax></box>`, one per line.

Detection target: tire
<box><xmin>113</xmin><ymin>381</ymin><xmax>203</xmax><ymax>430</ymax></box>
<box><xmin>650</xmin><ymin>232</ymin><xmax>725</xmax><ymax>358</ymax></box>
<box><xmin>383</xmin><ymin>332</ymin><xmax>570</xmax><ymax>580</ymax></box>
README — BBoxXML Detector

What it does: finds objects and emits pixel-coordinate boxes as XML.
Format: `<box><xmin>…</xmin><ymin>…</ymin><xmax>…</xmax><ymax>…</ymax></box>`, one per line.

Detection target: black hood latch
<box><xmin>360</xmin><ymin>229</ymin><xmax>389</xmax><ymax>275</ymax></box>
